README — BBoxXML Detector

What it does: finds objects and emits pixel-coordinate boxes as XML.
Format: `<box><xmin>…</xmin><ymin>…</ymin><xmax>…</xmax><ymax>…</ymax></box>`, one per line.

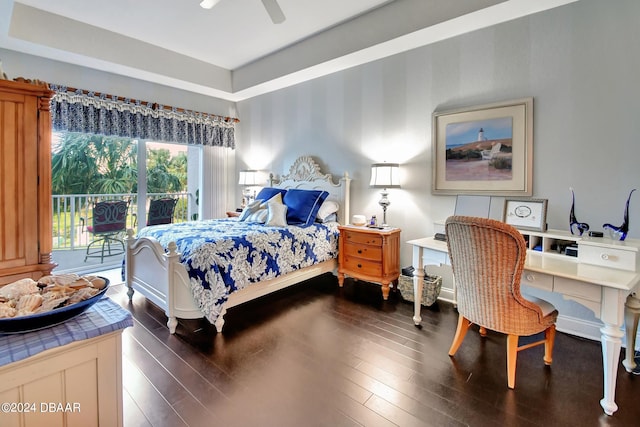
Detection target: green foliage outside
<box><xmin>51</xmin><ymin>133</ymin><xmax>189</xmax><ymax>249</ymax></box>
<box><xmin>52</xmin><ymin>133</ymin><xmax>187</xmax><ymax>195</ymax></box>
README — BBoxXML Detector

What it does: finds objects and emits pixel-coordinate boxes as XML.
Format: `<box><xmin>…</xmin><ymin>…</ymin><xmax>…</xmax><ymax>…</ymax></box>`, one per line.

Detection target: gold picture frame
<box><xmin>432</xmin><ymin>97</ymin><xmax>533</xmax><ymax>196</ymax></box>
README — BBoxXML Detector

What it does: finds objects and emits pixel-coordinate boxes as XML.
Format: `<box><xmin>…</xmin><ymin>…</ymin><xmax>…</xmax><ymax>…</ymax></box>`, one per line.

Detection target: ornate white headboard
<box><xmin>274</xmin><ymin>156</ymin><xmax>351</xmax><ymax>224</ymax></box>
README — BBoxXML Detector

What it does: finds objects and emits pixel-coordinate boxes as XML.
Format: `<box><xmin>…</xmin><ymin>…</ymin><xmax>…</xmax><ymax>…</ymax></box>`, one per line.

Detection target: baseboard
<box><xmin>438</xmin><ymin>287</ymin><xmax>455</xmax><ymax>304</ymax></box>
<box><xmin>555</xmin><ymin>314</ymin><xmax>601</xmax><ymax>341</ymax></box>
<box><xmin>556</xmin><ymin>314</ymin><xmax>640</xmax><ymax>351</ymax></box>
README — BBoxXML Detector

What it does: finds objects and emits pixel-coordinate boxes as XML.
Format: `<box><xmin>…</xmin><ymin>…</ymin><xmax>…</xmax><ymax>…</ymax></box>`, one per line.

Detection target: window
<box><xmin>51</xmin><ymin>132</ymin><xmax>201</xmax><ymax>252</ymax></box>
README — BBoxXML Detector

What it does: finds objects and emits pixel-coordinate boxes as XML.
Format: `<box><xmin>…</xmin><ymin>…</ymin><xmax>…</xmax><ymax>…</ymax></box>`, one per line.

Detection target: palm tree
<box><xmin>146</xmin><ymin>148</ymin><xmax>182</xmax><ymax>193</ymax></box>
<box><xmin>52</xmin><ymin>133</ymin><xmax>138</xmax><ymax>195</ymax></box>
<box><xmin>51</xmin><ymin>133</ymin><xmax>100</xmax><ymax>195</ymax></box>
<box><xmin>91</xmin><ymin>136</ymin><xmax>138</xmax><ymax>194</ymax></box>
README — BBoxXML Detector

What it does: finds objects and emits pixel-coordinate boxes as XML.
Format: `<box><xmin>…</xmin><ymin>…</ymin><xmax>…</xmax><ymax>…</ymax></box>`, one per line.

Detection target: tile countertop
<box><xmin>0</xmin><ymin>297</ymin><xmax>133</xmax><ymax>366</ymax></box>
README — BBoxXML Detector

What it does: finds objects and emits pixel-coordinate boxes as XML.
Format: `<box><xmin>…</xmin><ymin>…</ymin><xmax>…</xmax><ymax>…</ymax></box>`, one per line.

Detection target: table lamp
<box><xmin>238</xmin><ymin>170</ymin><xmax>259</xmax><ymax>208</ymax></box>
<box><xmin>370</xmin><ymin>162</ymin><xmax>400</xmax><ymax>226</ymax></box>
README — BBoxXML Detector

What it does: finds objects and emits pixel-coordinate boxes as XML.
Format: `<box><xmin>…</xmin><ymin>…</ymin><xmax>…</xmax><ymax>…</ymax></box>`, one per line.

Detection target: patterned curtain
<box><xmin>49</xmin><ymin>85</ymin><xmax>236</xmax><ymax>148</ymax></box>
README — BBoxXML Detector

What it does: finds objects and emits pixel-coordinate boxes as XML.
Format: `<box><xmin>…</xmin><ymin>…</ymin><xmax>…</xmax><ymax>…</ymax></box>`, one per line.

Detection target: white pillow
<box><xmin>316</xmin><ymin>200</ymin><xmax>339</xmax><ymax>222</ymax></box>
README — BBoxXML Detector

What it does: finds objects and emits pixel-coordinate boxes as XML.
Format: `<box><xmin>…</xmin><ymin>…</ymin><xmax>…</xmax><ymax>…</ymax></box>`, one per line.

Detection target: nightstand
<box><xmin>338</xmin><ymin>225</ymin><xmax>401</xmax><ymax>300</ymax></box>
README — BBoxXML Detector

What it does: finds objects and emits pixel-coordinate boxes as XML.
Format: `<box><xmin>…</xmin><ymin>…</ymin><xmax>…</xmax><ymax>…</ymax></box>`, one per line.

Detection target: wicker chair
<box><xmin>445</xmin><ymin>215</ymin><xmax>558</xmax><ymax>389</ymax></box>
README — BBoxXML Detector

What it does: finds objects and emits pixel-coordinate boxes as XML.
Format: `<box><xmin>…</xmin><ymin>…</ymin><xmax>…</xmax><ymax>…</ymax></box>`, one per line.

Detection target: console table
<box><xmin>407</xmin><ymin>234</ymin><xmax>640</xmax><ymax>416</ymax></box>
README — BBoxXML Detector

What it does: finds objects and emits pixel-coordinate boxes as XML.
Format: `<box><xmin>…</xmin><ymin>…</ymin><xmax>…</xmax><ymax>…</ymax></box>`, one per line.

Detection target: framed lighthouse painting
<box><xmin>431</xmin><ymin>97</ymin><xmax>533</xmax><ymax>196</ymax></box>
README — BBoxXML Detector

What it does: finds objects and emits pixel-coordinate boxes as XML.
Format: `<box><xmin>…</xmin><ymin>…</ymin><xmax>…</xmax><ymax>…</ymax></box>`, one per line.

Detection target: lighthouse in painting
<box><xmin>478</xmin><ymin>128</ymin><xmax>487</xmax><ymax>141</ymax></box>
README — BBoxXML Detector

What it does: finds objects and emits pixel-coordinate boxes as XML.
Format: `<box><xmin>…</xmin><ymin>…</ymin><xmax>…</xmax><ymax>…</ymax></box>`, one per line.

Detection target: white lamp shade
<box><xmin>370</xmin><ymin>163</ymin><xmax>401</xmax><ymax>188</ymax></box>
<box><xmin>238</xmin><ymin>170</ymin><xmax>260</xmax><ymax>186</ymax></box>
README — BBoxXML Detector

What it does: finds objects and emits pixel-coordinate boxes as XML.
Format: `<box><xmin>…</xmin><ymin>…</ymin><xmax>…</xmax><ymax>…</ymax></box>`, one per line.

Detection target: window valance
<box><xmin>49</xmin><ymin>85</ymin><xmax>236</xmax><ymax>148</ymax></box>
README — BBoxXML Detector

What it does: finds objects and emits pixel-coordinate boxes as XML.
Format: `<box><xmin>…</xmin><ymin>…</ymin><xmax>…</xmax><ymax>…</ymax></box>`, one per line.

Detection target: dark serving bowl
<box><xmin>0</xmin><ymin>277</ymin><xmax>110</xmax><ymax>334</ymax></box>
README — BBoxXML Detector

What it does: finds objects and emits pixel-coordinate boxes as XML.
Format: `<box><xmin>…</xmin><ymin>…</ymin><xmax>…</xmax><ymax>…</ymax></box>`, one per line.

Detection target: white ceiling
<box><xmin>0</xmin><ymin>0</ymin><xmax>579</xmax><ymax>101</ymax></box>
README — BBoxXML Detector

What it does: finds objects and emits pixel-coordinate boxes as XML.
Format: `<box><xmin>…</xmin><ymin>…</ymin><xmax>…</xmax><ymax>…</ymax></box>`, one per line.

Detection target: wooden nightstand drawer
<box><xmin>343</xmin><ymin>230</ymin><xmax>383</xmax><ymax>247</ymax></box>
<box><xmin>343</xmin><ymin>256</ymin><xmax>383</xmax><ymax>277</ymax></box>
<box><xmin>343</xmin><ymin>242</ymin><xmax>382</xmax><ymax>261</ymax></box>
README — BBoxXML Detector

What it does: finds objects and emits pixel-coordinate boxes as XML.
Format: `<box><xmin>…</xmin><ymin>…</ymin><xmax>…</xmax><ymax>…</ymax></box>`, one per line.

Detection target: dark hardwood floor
<box><xmin>106</xmin><ymin>274</ymin><xmax>640</xmax><ymax>427</ymax></box>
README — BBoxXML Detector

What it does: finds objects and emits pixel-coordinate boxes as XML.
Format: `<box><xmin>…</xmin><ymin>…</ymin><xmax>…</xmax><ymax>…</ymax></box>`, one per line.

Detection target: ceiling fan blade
<box><xmin>261</xmin><ymin>0</ymin><xmax>286</xmax><ymax>24</ymax></box>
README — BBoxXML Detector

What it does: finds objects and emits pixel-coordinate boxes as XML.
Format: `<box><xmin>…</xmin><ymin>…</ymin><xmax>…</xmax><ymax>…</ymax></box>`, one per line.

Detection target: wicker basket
<box><xmin>397</xmin><ymin>272</ymin><xmax>442</xmax><ymax>306</ymax></box>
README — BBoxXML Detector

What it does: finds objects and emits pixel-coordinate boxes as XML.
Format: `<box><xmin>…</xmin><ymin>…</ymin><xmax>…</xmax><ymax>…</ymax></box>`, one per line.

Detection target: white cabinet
<box><xmin>0</xmin><ymin>330</ymin><xmax>124</xmax><ymax>427</ymax></box>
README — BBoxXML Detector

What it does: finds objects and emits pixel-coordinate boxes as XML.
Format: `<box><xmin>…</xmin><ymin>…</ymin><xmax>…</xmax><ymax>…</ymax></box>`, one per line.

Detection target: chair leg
<box><xmin>85</xmin><ymin>234</ymin><xmax>126</xmax><ymax>263</ymax></box>
<box><xmin>85</xmin><ymin>237</ymin><xmax>106</xmax><ymax>262</ymax></box>
<box><xmin>544</xmin><ymin>325</ymin><xmax>556</xmax><ymax>366</ymax></box>
<box><xmin>507</xmin><ymin>334</ymin><xmax>519</xmax><ymax>389</ymax></box>
<box><xmin>449</xmin><ymin>316</ymin><xmax>472</xmax><ymax>356</ymax></box>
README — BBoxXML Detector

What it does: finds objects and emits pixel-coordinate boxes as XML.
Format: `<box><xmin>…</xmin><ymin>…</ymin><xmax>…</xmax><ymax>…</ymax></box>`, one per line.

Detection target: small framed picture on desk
<box><xmin>503</xmin><ymin>198</ymin><xmax>547</xmax><ymax>231</ymax></box>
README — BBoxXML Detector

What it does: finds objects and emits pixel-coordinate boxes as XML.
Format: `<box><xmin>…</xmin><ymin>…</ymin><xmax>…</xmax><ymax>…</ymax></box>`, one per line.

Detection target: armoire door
<box><xmin>0</xmin><ymin>79</ymin><xmax>54</xmax><ymax>284</ymax></box>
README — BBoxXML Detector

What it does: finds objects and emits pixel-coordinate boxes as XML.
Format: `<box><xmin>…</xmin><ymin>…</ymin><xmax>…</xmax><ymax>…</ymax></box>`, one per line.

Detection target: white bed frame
<box><xmin>125</xmin><ymin>156</ymin><xmax>350</xmax><ymax>333</ymax></box>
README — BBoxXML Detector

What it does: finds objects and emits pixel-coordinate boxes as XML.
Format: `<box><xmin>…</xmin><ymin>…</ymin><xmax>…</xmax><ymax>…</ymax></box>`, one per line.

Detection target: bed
<box><xmin>125</xmin><ymin>156</ymin><xmax>350</xmax><ymax>333</ymax></box>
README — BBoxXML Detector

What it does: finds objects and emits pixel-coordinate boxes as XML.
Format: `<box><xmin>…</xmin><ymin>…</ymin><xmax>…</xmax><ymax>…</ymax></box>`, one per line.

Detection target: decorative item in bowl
<box><xmin>352</xmin><ymin>214</ymin><xmax>366</xmax><ymax>226</ymax></box>
<box><xmin>0</xmin><ymin>274</ymin><xmax>109</xmax><ymax>333</ymax></box>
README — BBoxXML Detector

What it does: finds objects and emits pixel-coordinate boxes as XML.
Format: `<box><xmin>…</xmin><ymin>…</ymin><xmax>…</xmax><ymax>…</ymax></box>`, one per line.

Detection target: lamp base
<box><xmin>379</xmin><ymin>189</ymin><xmax>390</xmax><ymax>226</ymax></box>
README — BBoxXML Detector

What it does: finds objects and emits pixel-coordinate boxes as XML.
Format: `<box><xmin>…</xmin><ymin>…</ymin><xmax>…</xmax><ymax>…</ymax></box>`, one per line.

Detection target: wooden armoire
<box><xmin>0</xmin><ymin>79</ymin><xmax>55</xmax><ymax>285</ymax></box>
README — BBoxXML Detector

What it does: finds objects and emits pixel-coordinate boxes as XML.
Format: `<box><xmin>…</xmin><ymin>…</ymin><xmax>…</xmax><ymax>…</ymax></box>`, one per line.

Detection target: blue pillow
<box><xmin>283</xmin><ymin>189</ymin><xmax>329</xmax><ymax>227</ymax></box>
<box><xmin>255</xmin><ymin>187</ymin><xmax>287</xmax><ymax>201</ymax></box>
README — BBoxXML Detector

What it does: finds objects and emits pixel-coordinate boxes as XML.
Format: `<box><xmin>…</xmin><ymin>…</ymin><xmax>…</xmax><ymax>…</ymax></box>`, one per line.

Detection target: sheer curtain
<box><xmin>201</xmin><ymin>146</ymin><xmax>233</xmax><ymax>220</ymax></box>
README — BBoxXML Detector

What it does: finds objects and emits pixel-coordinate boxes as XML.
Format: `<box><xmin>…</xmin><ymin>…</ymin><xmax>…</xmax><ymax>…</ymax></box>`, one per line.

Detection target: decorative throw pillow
<box><xmin>283</xmin><ymin>189</ymin><xmax>329</xmax><ymax>227</ymax></box>
<box><xmin>238</xmin><ymin>200</ymin><xmax>263</xmax><ymax>221</ymax></box>
<box><xmin>240</xmin><ymin>193</ymin><xmax>284</xmax><ymax>223</ymax></box>
<box><xmin>262</xmin><ymin>192</ymin><xmax>283</xmax><ymax>208</ymax></box>
<box><xmin>244</xmin><ymin>208</ymin><xmax>268</xmax><ymax>223</ymax></box>
<box><xmin>266</xmin><ymin>202</ymin><xmax>288</xmax><ymax>227</ymax></box>
<box><xmin>255</xmin><ymin>187</ymin><xmax>287</xmax><ymax>202</ymax></box>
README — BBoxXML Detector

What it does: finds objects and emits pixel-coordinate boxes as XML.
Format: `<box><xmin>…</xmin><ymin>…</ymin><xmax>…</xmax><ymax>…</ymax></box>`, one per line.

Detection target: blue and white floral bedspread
<box><xmin>137</xmin><ymin>219</ymin><xmax>339</xmax><ymax>324</ymax></box>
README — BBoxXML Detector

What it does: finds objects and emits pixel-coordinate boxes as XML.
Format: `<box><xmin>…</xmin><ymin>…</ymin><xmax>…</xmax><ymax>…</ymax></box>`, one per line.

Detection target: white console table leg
<box><xmin>599</xmin><ymin>322</ymin><xmax>624</xmax><ymax>415</ymax></box>
<box><xmin>412</xmin><ymin>245</ymin><xmax>424</xmax><ymax>325</ymax></box>
<box><xmin>622</xmin><ymin>293</ymin><xmax>640</xmax><ymax>373</ymax></box>
<box><xmin>598</xmin><ymin>287</ymin><xmax>627</xmax><ymax>416</ymax></box>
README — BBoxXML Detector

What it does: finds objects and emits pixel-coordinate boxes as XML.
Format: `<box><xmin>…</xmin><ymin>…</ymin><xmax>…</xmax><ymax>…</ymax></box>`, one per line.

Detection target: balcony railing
<box><xmin>52</xmin><ymin>192</ymin><xmax>193</xmax><ymax>251</ymax></box>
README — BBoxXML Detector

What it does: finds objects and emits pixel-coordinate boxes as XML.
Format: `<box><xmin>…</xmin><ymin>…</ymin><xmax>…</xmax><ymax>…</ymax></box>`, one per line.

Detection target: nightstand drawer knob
<box><xmin>357</xmin><ymin>263</ymin><xmax>362</xmax><ymax>268</ymax></box>
<box><xmin>357</xmin><ymin>249</ymin><xmax>363</xmax><ymax>254</ymax></box>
